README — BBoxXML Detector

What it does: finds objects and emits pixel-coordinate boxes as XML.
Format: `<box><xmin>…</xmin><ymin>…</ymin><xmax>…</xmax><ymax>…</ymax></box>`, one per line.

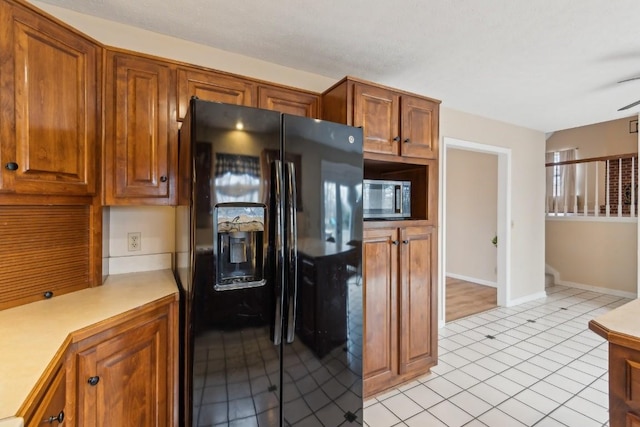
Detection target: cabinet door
<box><xmin>176</xmin><ymin>67</ymin><xmax>255</xmax><ymax>120</ymax></box>
<box><xmin>609</xmin><ymin>343</ymin><xmax>640</xmax><ymax>427</ymax></box>
<box><xmin>23</xmin><ymin>362</ymin><xmax>65</xmax><ymax>427</ymax></box>
<box><xmin>398</xmin><ymin>226</ymin><xmax>437</xmax><ymax>375</ymax></box>
<box><xmin>400</xmin><ymin>96</ymin><xmax>439</xmax><ymax>159</ymax></box>
<box><xmin>362</xmin><ymin>227</ymin><xmax>398</xmax><ymax>396</ymax></box>
<box><xmin>105</xmin><ymin>52</ymin><xmax>175</xmax><ymax>204</ymax></box>
<box><xmin>0</xmin><ymin>1</ymin><xmax>98</xmax><ymax>195</ymax></box>
<box><xmin>353</xmin><ymin>83</ymin><xmax>400</xmax><ymax>156</ymax></box>
<box><xmin>258</xmin><ymin>85</ymin><xmax>319</xmax><ymax>118</ymax></box>
<box><xmin>75</xmin><ymin>308</ymin><xmax>171</xmax><ymax>427</ymax></box>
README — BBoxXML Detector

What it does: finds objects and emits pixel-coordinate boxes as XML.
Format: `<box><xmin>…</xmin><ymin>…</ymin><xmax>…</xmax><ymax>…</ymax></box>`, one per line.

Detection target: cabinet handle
<box><xmin>5</xmin><ymin>162</ymin><xmax>18</xmax><ymax>171</ymax></box>
<box><xmin>44</xmin><ymin>410</ymin><xmax>64</xmax><ymax>424</ymax></box>
<box><xmin>43</xmin><ymin>291</ymin><xmax>54</xmax><ymax>299</ymax></box>
<box><xmin>403</xmin><ymin>240</ymin><xmax>409</xmax><ymax>244</ymax></box>
<box><xmin>160</xmin><ymin>175</ymin><xmax>168</xmax><ymax>183</ymax></box>
<box><xmin>392</xmin><ymin>136</ymin><xmax>400</xmax><ymax>142</ymax></box>
<box><xmin>87</xmin><ymin>376</ymin><xmax>100</xmax><ymax>386</ymax></box>
<box><xmin>392</xmin><ymin>240</ymin><xmax>399</xmax><ymax>245</ymax></box>
<box><xmin>403</xmin><ymin>138</ymin><xmax>410</xmax><ymax>143</ymax></box>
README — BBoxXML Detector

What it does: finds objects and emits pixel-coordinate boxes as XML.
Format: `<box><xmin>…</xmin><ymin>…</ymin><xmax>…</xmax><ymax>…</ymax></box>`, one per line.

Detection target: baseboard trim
<box><xmin>446</xmin><ymin>272</ymin><xmax>498</xmax><ymax>288</ymax></box>
<box><xmin>558</xmin><ymin>280</ymin><xmax>637</xmax><ymax>299</ymax></box>
<box><xmin>544</xmin><ymin>264</ymin><xmax>560</xmax><ymax>285</ymax></box>
<box><xmin>506</xmin><ymin>291</ymin><xmax>548</xmax><ymax>307</ymax></box>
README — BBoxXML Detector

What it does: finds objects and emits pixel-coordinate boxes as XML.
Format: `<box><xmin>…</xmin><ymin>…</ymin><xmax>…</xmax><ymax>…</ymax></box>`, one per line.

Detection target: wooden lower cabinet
<box><xmin>20</xmin><ymin>360</ymin><xmax>66</xmax><ymax>426</ymax></box>
<box><xmin>66</xmin><ymin>298</ymin><xmax>177</xmax><ymax>427</ymax></box>
<box><xmin>608</xmin><ymin>343</ymin><xmax>640</xmax><ymax>427</ymax></box>
<box><xmin>362</xmin><ymin>224</ymin><xmax>437</xmax><ymax>397</ymax></box>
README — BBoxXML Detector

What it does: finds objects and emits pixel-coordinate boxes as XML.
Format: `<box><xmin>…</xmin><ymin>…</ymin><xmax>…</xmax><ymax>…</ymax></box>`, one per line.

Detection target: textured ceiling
<box><xmin>36</xmin><ymin>0</ymin><xmax>640</xmax><ymax>132</ymax></box>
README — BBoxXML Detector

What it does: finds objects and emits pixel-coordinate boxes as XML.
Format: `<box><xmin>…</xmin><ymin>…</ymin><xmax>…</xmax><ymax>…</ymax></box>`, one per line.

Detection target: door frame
<box><xmin>439</xmin><ymin>137</ymin><xmax>512</xmax><ymax>327</ymax></box>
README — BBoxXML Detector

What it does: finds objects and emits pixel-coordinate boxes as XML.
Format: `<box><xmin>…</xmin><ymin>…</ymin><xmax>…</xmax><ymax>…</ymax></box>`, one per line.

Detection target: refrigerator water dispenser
<box><xmin>214</xmin><ymin>203</ymin><xmax>266</xmax><ymax>291</ymax></box>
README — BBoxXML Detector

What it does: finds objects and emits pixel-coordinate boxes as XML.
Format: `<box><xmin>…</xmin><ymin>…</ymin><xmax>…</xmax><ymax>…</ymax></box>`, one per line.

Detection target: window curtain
<box><xmin>546</xmin><ymin>149</ymin><xmax>577</xmax><ymax>213</ymax></box>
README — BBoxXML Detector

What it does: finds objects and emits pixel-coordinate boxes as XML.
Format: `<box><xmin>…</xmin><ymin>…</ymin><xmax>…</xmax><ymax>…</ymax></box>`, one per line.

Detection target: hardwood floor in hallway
<box><xmin>446</xmin><ymin>277</ymin><xmax>497</xmax><ymax>322</ymax></box>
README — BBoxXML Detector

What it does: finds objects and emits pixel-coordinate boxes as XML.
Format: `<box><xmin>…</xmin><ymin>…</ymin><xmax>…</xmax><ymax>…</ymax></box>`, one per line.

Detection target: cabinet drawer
<box><xmin>627</xmin><ymin>359</ymin><xmax>640</xmax><ymax>404</ymax></box>
<box><xmin>24</xmin><ymin>364</ymin><xmax>66</xmax><ymax>427</ymax></box>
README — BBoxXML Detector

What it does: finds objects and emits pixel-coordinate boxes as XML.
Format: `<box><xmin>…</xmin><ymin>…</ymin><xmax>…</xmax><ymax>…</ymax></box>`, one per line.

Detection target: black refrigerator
<box><xmin>175</xmin><ymin>99</ymin><xmax>364</xmax><ymax>426</ymax></box>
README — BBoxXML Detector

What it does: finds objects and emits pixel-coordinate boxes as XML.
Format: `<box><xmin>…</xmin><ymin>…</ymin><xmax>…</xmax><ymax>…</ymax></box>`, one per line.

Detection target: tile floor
<box><xmin>363</xmin><ymin>285</ymin><xmax>631</xmax><ymax>427</ymax></box>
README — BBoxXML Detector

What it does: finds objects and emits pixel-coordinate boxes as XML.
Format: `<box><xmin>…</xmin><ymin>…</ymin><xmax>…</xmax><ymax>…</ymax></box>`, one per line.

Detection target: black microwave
<box><xmin>363</xmin><ymin>179</ymin><xmax>411</xmax><ymax>219</ymax></box>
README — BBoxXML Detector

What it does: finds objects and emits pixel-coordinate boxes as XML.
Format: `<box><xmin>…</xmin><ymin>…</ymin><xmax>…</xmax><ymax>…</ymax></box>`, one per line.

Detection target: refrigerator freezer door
<box><xmin>188</xmin><ymin>100</ymin><xmax>284</xmax><ymax>426</ymax></box>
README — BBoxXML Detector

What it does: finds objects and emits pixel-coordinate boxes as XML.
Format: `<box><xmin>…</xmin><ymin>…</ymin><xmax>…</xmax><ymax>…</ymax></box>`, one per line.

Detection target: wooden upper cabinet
<box><xmin>0</xmin><ymin>0</ymin><xmax>99</xmax><ymax>196</ymax></box>
<box><xmin>353</xmin><ymin>83</ymin><xmax>400</xmax><ymax>156</ymax></box>
<box><xmin>322</xmin><ymin>78</ymin><xmax>440</xmax><ymax>160</ymax></box>
<box><xmin>401</xmin><ymin>96</ymin><xmax>439</xmax><ymax>159</ymax></box>
<box><xmin>258</xmin><ymin>85</ymin><xmax>320</xmax><ymax>118</ymax></box>
<box><xmin>176</xmin><ymin>67</ymin><xmax>255</xmax><ymax>120</ymax></box>
<box><xmin>104</xmin><ymin>51</ymin><xmax>176</xmax><ymax>205</ymax></box>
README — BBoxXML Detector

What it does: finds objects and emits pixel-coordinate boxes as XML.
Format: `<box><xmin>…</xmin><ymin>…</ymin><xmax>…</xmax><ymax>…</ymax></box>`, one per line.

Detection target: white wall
<box><xmin>106</xmin><ymin>207</ymin><xmax>175</xmax><ymax>274</ymax></box>
<box><xmin>440</xmin><ymin>108</ymin><xmax>547</xmax><ymax>302</ymax></box>
<box><xmin>446</xmin><ymin>149</ymin><xmax>498</xmax><ymax>285</ymax></box>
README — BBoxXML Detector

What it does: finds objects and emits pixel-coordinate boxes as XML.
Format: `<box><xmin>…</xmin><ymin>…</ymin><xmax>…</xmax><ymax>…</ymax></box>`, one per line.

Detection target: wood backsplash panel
<box><xmin>0</xmin><ymin>205</ymin><xmax>90</xmax><ymax>309</ymax></box>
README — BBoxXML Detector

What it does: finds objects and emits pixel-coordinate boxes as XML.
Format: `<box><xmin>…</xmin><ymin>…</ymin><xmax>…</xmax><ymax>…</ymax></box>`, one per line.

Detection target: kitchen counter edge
<box><xmin>0</xmin><ymin>269</ymin><xmax>179</xmax><ymax>425</ymax></box>
<box><xmin>589</xmin><ymin>297</ymin><xmax>640</xmax><ymax>350</ymax></box>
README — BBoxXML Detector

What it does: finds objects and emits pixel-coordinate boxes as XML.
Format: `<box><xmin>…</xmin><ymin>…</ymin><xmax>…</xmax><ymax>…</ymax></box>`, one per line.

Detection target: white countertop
<box><xmin>590</xmin><ymin>298</ymin><xmax>640</xmax><ymax>339</ymax></box>
<box><xmin>0</xmin><ymin>269</ymin><xmax>178</xmax><ymax>423</ymax></box>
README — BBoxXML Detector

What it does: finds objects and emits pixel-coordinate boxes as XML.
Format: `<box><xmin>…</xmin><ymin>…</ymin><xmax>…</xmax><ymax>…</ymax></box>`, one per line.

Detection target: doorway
<box><xmin>439</xmin><ymin>137</ymin><xmax>512</xmax><ymax>327</ymax></box>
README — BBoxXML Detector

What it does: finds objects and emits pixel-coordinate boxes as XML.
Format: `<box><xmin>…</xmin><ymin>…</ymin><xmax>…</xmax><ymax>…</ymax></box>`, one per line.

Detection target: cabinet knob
<box><xmin>160</xmin><ymin>175</ymin><xmax>168</xmax><ymax>183</ymax></box>
<box><xmin>5</xmin><ymin>162</ymin><xmax>18</xmax><ymax>171</ymax></box>
<box><xmin>403</xmin><ymin>138</ymin><xmax>410</xmax><ymax>143</ymax></box>
<box><xmin>43</xmin><ymin>291</ymin><xmax>54</xmax><ymax>299</ymax></box>
<box><xmin>392</xmin><ymin>136</ymin><xmax>400</xmax><ymax>142</ymax></box>
<box><xmin>403</xmin><ymin>240</ymin><xmax>409</xmax><ymax>244</ymax></box>
<box><xmin>88</xmin><ymin>376</ymin><xmax>100</xmax><ymax>386</ymax></box>
<box><xmin>44</xmin><ymin>410</ymin><xmax>64</xmax><ymax>424</ymax></box>
<box><xmin>392</xmin><ymin>240</ymin><xmax>399</xmax><ymax>245</ymax></box>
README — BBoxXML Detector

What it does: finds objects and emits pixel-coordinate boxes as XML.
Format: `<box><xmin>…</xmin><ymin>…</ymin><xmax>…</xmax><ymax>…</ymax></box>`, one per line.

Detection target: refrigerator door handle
<box><xmin>285</xmin><ymin>161</ymin><xmax>298</xmax><ymax>344</ymax></box>
<box><xmin>272</xmin><ymin>160</ymin><xmax>284</xmax><ymax>346</ymax></box>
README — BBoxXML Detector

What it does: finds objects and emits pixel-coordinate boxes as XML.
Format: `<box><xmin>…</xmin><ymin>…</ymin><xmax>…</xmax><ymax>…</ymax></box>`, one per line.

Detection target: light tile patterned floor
<box><xmin>364</xmin><ymin>285</ymin><xmax>630</xmax><ymax>427</ymax></box>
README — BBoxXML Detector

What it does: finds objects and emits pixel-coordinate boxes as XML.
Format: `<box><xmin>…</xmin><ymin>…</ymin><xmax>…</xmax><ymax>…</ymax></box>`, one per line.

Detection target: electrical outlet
<box><xmin>127</xmin><ymin>232</ymin><xmax>141</xmax><ymax>252</ymax></box>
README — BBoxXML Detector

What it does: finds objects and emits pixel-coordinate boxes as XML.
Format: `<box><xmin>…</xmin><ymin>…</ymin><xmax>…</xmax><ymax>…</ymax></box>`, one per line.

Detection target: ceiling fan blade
<box><xmin>618</xmin><ymin>99</ymin><xmax>640</xmax><ymax>111</ymax></box>
<box><xmin>618</xmin><ymin>76</ymin><xmax>640</xmax><ymax>84</ymax></box>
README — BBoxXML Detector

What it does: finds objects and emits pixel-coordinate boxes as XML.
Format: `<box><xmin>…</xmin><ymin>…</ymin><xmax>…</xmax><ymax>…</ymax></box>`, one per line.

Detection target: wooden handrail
<box><xmin>545</xmin><ymin>152</ymin><xmax>638</xmax><ymax>167</ymax></box>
